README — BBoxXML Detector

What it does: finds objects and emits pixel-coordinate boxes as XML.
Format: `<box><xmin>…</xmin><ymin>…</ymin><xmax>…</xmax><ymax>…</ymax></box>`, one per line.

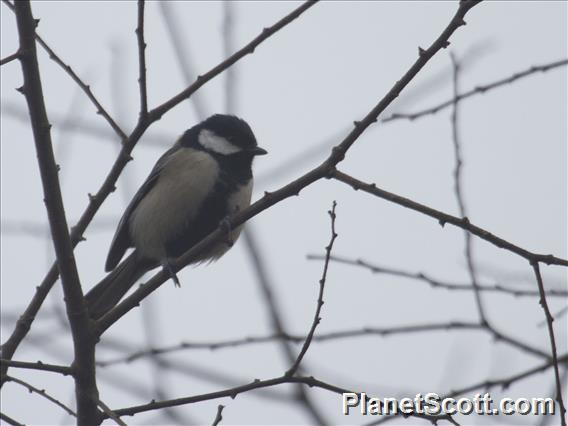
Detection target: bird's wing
<box><xmin>105</xmin><ymin>144</ymin><xmax>179</xmax><ymax>271</ymax></box>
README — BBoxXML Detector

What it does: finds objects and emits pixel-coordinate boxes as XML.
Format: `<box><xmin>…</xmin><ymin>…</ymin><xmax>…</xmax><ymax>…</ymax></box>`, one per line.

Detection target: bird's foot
<box><xmin>162</xmin><ymin>259</ymin><xmax>181</xmax><ymax>287</ymax></box>
<box><xmin>219</xmin><ymin>216</ymin><xmax>234</xmax><ymax>248</ymax></box>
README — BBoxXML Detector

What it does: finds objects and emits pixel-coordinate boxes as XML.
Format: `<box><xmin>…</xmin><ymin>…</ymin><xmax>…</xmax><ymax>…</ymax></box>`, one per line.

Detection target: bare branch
<box><xmin>0</xmin><ymin>51</ymin><xmax>21</xmax><ymax>66</ymax></box>
<box><xmin>449</xmin><ymin>51</ymin><xmax>487</xmax><ymax>323</ymax></box>
<box><xmin>0</xmin><ymin>359</ymin><xmax>72</xmax><ymax>376</ymax></box>
<box><xmin>108</xmin><ymin>374</ymin><xmax>454</xmax><ymax>424</ymax></box>
<box><xmin>95</xmin><ymin>397</ymin><xmax>127</xmax><ymax>426</ymax></box>
<box><xmin>0</xmin><ymin>412</ymin><xmax>25</xmax><ymax>426</ymax></box>
<box><xmin>370</xmin><ymin>355</ymin><xmax>568</xmax><ymax>425</ymax></box>
<box><xmin>12</xmin><ymin>1</ymin><xmax>98</xmax><ymax>421</ymax></box>
<box><xmin>150</xmin><ymin>1</ymin><xmax>318</xmax><ymax>121</ymax></box>
<box><xmin>211</xmin><ymin>405</ymin><xmax>225</xmax><ymax>426</ymax></box>
<box><xmin>332</xmin><ymin>170</ymin><xmax>568</xmax><ymax>267</ymax></box>
<box><xmin>306</xmin><ymin>254</ymin><xmax>568</xmax><ymax>297</ymax></box>
<box><xmin>531</xmin><ymin>262</ymin><xmax>567</xmax><ymax>425</ymax></box>
<box><xmin>4</xmin><ymin>375</ymin><xmax>76</xmax><ymax>417</ymax></box>
<box><xmin>286</xmin><ymin>201</ymin><xmax>338</xmax><ymax>376</ymax></box>
<box><xmin>383</xmin><ymin>58</ymin><xmax>568</xmax><ymax>122</ymax></box>
<box><xmin>2</xmin><ymin>0</ymin><xmax>127</xmax><ymax>141</ymax></box>
<box><xmin>136</xmin><ymin>0</ymin><xmax>148</xmax><ymax>117</ymax></box>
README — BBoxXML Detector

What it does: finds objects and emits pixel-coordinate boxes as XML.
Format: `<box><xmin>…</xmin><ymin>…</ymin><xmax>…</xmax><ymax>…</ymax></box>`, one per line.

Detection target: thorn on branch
<box><xmin>418</xmin><ymin>47</ymin><xmax>426</xmax><ymax>56</ymax></box>
<box><xmin>442</xmin><ymin>41</ymin><xmax>451</xmax><ymax>48</ymax></box>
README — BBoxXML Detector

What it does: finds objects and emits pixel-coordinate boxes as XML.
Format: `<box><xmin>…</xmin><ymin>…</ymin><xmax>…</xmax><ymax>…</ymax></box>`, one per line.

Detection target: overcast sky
<box><xmin>1</xmin><ymin>1</ymin><xmax>566</xmax><ymax>425</ymax></box>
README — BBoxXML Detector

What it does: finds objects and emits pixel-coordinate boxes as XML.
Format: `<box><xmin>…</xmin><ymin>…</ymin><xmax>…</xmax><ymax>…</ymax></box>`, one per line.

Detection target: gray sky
<box><xmin>1</xmin><ymin>1</ymin><xmax>566</xmax><ymax>425</ymax></box>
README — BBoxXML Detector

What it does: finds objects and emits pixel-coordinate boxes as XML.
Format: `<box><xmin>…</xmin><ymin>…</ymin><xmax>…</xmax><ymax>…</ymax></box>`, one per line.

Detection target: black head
<box><xmin>189</xmin><ymin>114</ymin><xmax>267</xmax><ymax>157</ymax></box>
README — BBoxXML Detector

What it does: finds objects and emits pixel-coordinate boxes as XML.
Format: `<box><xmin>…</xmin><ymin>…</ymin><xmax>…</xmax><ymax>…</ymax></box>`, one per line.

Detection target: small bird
<box><xmin>85</xmin><ymin>114</ymin><xmax>267</xmax><ymax>319</ymax></box>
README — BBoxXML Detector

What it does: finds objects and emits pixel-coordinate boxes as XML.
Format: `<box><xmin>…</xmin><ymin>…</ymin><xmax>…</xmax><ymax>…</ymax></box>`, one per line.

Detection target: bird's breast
<box><xmin>129</xmin><ymin>148</ymin><xmax>220</xmax><ymax>260</ymax></box>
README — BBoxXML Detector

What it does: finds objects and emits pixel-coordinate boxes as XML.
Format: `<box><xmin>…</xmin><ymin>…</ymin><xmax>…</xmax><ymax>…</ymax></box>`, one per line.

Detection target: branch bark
<box><xmin>12</xmin><ymin>1</ymin><xmax>99</xmax><ymax>423</ymax></box>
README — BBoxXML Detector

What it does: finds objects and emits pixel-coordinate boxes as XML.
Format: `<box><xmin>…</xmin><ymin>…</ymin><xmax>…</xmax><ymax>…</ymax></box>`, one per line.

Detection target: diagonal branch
<box><xmin>1</xmin><ymin>0</ymin><xmax>127</xmax><ymax>141</ymax></box>
<box><xmin>0</xmin><ymin>359</ymin><xmax>73</xmax><ymax>376</ymax></box>
<box><xmin>383</xmin><ymin>58</ymin><xmax>568</xmax><ymax>122</ymax></box>
<box><xmin>306</xmin><ymin>254</ymin><xmax>568</xmax><ymax>297</ymax></box>
<box><xmin>4</xmin><ymin>375</ymin><xmax>76</xmax><ymax>417</ymax></box>
<box><xmin>332</xmin><ymin>170</ymin><xmax>568</xmax><ymax>267</ymax></box>
<box><xmin>0</xmin><ymin>51</ymin><xmax>21</xmax><ymax>66</ymax></box>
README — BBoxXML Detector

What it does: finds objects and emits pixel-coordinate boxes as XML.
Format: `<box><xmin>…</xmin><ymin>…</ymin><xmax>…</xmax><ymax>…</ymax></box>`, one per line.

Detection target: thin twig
<box><xmin>95</xmin><ymin>397</ymin><xmax>127</xmax><ymax>426</ymax></box>
<box><xmin>95</xmin><ymin>319</ymin><xmax>550</xmax><ymax>368</ymax></box>
<box><xmin>369</xmin><ymin>355</ymin><xmax>568</xmax><ymax>426</ymax></box>
<box><xmin>0</xmin><ymin>359</ymin><xmax>73</xmax><ymax>376</ymax></box>
<box><xmin>150</xmin><ymin>1</ymin><xmax>318</xmax><ymax>121</ymax></box>
<box><xmin>136</xmin><ymin>0</ymin><xmax>148</xmax><ymax>117</ymax></box>
<box><xmin>1</xmin><ymin>102</ymin><xmax>171</xmax><ymax>146</ymax></box>
<box><xmin>0</xmin><ymin>51</ymin><xmax>20</xmax><ymax>66</ymax></box>
<box><xmin>2</xmin><ymin>0</ymin><xmax>127</xmax><ymax>140</ymax></box>
<box><xmin>0</xmin><ymin>411</ymin><xmax>25</xmax><ymax>426</ymax></box>
<box><xmin>108</xmin><ymin>373</ymin><xmax>453</xmax><ymax>424</ymax></box>
<box><xmin>306</xmin><ymin>254</ymin><xmax>568</xmax><ymax>297</ymax></box>
<box><xmin>12</xmin><ymin>2</ymin><xmax>99</xmax><ymax>421</ymax></box>
<box><xmin>97</xmin><ymin>0</ymin><xmax>482</xmax><ymax>333</ymax></box>
<box><xmin>4</xmin><ymin>375</ymin><xmax>76</xmax><ymax>417</ymax></box>
<box><xmin>332</xmin><ymin>170</ymin><xmax>568</xmax><ymax>267</ymax></box>
<box><xmin>449</xmin><ymin>51</ymin><xmax>487</xmax><ymax>323</ymax></box>
<box><xmin>212</xmin><ymin>405</ymin><xmax>225</xmax><ymax>426</ymax></box>
<box><xmin>286</xmin><ymin>201</ymin><xmax>338</xmax><ymax>376</ymax></box>
<box><xmin>383</xmin><ymin>58</ymin><xmax>568</xmax><ymax>122</ymax></box>
<box><xmin>531</xmin><ymin>261</ymin><xmax>567</xmax><ymax>425</ymax></box>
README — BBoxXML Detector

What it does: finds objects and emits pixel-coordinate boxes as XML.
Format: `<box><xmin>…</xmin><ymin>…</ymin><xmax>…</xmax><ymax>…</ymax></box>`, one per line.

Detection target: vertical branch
<box><xmin>286</xmin><ymin>201</ymin><xmax>338</xmax><ymax>376</ymax></box>
<box><xmin>449</xmin><ymin>52</ymin><xmax>487</xmax><ymax>323</ymax></box>
<box><xmin>136</xmin><ymin>0</ymin><xmax>148</xmax><ymax>117</ymax></box>
<box><xmin>531</xmin><ymin>262</ymin><xmax>567</xmax><ymax>426</ymax></box>
<box><xmin>13</xmin><ymin>1</ymin><xmax>99</xmax><ymax>423</ymax></box>
<box><xmin>211</xmin><ymin>404</ymin><xmax>225</xmax><ymax>426</ymax></box>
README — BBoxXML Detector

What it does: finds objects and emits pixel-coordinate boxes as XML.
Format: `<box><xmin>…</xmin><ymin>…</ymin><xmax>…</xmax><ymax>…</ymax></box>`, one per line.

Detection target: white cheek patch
<box><xmin>198</xmin><ymin>129</ymin><xmax>241</xmax><ymax>155</ymax></box>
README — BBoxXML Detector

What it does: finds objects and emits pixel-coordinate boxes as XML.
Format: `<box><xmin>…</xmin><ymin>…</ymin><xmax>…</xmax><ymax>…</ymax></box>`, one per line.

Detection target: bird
<box><xmin>85</xmin><ymin>114</ymin><xmax>267</xmax><ymax>319</ymax></box>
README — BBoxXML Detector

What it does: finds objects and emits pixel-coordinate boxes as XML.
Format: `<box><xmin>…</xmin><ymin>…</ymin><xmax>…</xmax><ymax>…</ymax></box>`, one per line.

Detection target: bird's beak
<box><xmin>249</xmin><ymin>146</ymin><xmax>268</xmax><ymax>156</ymax></box>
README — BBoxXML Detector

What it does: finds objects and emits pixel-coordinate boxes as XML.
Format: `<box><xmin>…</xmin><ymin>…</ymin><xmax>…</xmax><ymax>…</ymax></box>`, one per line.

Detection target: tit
<box><xmin>85</xmin><ymin>114</ymin><xmax>267</xmax><ymax>319</ymax></box>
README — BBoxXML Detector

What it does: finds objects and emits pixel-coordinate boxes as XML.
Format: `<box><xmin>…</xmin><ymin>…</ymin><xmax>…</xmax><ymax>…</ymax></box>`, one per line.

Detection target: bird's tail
<box><xmin>85</xmin><ymin>251</ymin><xmax>152</xmax><ymax>320</ymax></box>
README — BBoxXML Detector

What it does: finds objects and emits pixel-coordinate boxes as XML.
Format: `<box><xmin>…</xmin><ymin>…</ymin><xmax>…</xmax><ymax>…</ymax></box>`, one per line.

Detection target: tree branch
<box><xmin>0</xmin><ymin>51</ymin><xmax>21</xmax><ymax>66</ymax></box>
<box><xmin>4</xmin><ymin>375</ymin><xmax>76</xmax><ymax>417</ymax></box>
<box><xmin>12</xmin><ymin>1</ymin><xmax>99</xmax><ymax>421</ymax></box>
<box><xmin>286</xmin><ymin>201</ymin><xmax>338</xmax><ymax>376</ymax></box>
<box><xmin>531</xmin><ymin>262</ymin><xmax>567</xmax><ymax>425</ymax></box>
<box><xmin>135</xmin><ymin>0</ymin><xmax>148</xmax><ymax>117</ymax></box>
<box><xmin>0</xmin><ymin>359</ymin><xmax>73</xmax><ymax>376</ymax></box>
<box><xmin>332</xmin><ymin>170</ymin><xmax>568</xmax><ymax>267</ymax></box>
<box><xmin>383</xmin><ymin>58</ymin><xmax>568</xmax><ymax>122</ymax></box>
<box><xmin>306</xmin><ymin>254</ymin><xmax>568</xmax><ymax>297</ymax></box>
